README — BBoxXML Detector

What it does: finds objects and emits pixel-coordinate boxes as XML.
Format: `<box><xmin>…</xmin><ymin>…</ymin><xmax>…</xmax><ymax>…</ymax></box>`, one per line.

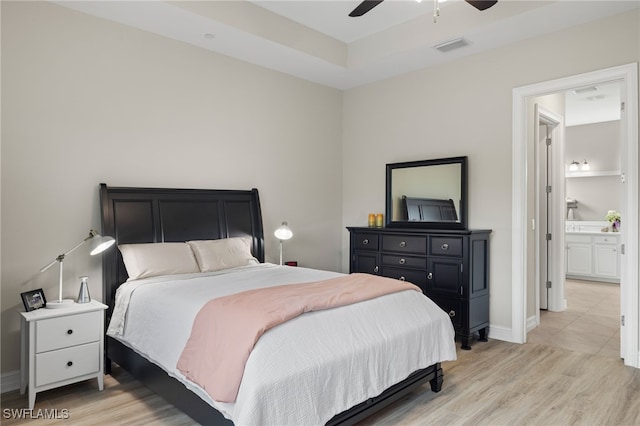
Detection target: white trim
<box><xmin>1</xmin><ymin>370</ymin><xmax>21</xmax><ymax>394</ymax></box>
<box><xmin>527</xmin><ymin>315</ymin><xmax>538</xmax><ymax>333</ymax></box>
<box><xmin>512</xmin><ymin>63</ymin><xmax>639</xmax><ymax>368</ymax></box>
<box><xmin>487</xmin><ymin>325</ymin><xmax>514</xmax><ymax>343</ymax></box>
<box><xmin>566</xmin><ymin>170</ymin><xmax>621</xmax><ymax>178</ymax></box>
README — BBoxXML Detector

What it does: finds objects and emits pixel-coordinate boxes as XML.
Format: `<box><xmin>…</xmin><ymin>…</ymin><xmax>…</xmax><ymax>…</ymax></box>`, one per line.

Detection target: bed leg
<box><xmin>429</xmin><ymin>366</ymin><xmax>444</xmax><ymax>392</ymax></box>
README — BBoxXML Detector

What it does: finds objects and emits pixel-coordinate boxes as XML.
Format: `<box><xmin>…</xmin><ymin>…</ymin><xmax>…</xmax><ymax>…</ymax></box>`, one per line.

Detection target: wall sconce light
<box><xmin>40</xmin><ymin>229</ymin><xmax>115</xmax><ymax>308</ymax></box>
<box><xmin>274</xmin><ymin>222</ymin><xmax>293</xmax><ymax>266</ymax></box>
<box><xmin>581</xmin><ymin>160</ymin><xmax>590</xmax><ymax>171</ymax></box>
<box><xmin>569</xmin><ymin>161</ymin><xmax>580</xmax><ymax>172</ymax></box>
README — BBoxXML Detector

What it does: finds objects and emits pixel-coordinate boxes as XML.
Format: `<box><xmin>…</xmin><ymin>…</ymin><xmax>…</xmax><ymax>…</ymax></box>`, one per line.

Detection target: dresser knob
<box><xmin>399</xmin><ymin>241</ymin><xmax>406</xmax><ymax>247</ymax></box>
<box><xmin>362</xmin><ymin>239</ymin><xmax>369</xmax><ymax>245</ymax></box>
<box><xmin>67</xmin><ymin>329</ymin><xmax>73</xmax><ymax>335</ymax></box>
<box><xmin>441</xmin><ymin>243</ymin><xmax>449</xmax><ymax>250</ymax></box>
<box><xmin>373</xmin><ymin>266</ymin><xmax>379</xmax><ymax>273</ymax></box>
<box><xmin>399</xmin><ymin>276</ymin><xmax>406</xmax><ymax>281</ymax></box>
<box><xmin>449</xmin><ymin>310</ymin><xmax>456</xmax><ymax>318</ymax></box>
<box><xmin>67</xmin><ymin>361</ymin><xmax>73</xmax><ymax>367</ymax></box>
<box><xmin>399</xmin><ymin>258</ymin><xmax>406</xmax><ymax>265</ymax></box>
<box><xmin>427</xmin><ymin>272</ymin><xmax>433</xmax><ymax>280</ymax></box>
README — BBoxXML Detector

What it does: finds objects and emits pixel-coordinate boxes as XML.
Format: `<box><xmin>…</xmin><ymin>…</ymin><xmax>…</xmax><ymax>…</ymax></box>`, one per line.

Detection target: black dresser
<box><xmin>347</xmin><ymin>227</ymin><xmax>491</xmax><ymax>350</ymax></box>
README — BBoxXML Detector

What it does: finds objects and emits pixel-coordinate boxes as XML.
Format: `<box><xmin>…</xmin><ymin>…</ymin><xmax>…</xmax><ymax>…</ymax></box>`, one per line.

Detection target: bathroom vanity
<box><xmin>566</xmin><ymin>221</ymin><xmax>620</xmax><ymax>283</ymax></box>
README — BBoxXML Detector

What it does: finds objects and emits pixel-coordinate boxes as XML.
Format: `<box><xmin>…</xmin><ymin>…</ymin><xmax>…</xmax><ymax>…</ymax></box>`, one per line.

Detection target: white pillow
<box><xmin>187</xmin><ymin>237</ymin><xmax>258</xmax><ymax>273</ymax></box>
<box><xmin>119</xmin><ymin>242</ymin><xmax>200</xmax><ymax>280</ymax></box>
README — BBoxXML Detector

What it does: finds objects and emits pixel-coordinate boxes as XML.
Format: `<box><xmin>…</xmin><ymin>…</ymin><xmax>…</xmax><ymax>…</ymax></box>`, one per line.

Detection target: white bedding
<box><xmin>107</xmin><ymin>263</ymin><xmax>457</xmax><ymax>425</ymax></box>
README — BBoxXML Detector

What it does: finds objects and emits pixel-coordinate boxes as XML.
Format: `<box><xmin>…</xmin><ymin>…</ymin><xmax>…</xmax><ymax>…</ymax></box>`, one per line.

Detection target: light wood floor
<box><xmin>528</xmin><ymin>279</ymin><xmax>620</xmax><ymax>358</ymax></box>
<box><xmin>3</xmin><ymin>280</ymin><xmax>637</xmax><ymax>425</ymax></box>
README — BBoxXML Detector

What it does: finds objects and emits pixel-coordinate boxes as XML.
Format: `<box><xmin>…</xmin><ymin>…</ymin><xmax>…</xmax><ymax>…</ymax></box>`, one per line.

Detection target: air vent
<box><xmin>573</xmin><ymin>86</ymin><xmax>598</xmax><ymax>95</ymax></box>
<box><xmin>433</xmin><ymin>37</ymin><xmax>468</xmax><ymax>52</ymax></box>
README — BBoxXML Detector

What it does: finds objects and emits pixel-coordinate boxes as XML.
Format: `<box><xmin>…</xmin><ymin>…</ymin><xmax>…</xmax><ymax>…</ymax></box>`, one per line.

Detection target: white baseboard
<box><xmin>1</xmin><ymin>370</ymin><xmax>21</xmax><ymax>394</ymax></box>
<box><xmin>487</xmin><ymin>324</ymin><xmax>516</xmax><ymax>343</ymax></box>
<box><xmin>527</xmin><ymin>315</ymin><xmax>539</xmax><ymax>332</ymax></box>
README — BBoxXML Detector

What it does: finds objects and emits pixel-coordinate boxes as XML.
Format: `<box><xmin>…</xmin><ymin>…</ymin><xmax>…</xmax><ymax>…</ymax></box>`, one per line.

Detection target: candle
<box><xmin>376</xmin><ymin>213</ymin><xmax>383</xmax><ymax>228</ymax></box>
<box><xmin>368</xmin><ymin>213</ymin><xmax>376</xmax><ymax>228</ymax></box>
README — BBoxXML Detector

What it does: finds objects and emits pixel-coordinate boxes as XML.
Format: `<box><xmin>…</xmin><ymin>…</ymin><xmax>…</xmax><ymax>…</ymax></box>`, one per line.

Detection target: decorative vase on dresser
<box><xmin>348</xmin><ymin>227</ymin><xmax>491</xmax><ymax>350</ymax></box>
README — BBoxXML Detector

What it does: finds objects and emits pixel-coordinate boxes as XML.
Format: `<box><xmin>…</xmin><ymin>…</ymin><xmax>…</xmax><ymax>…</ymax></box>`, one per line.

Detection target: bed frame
<box><xmin>99</xmin><ymin>183</ymin><xmax>443</xmax><ymax>425</ymax></box>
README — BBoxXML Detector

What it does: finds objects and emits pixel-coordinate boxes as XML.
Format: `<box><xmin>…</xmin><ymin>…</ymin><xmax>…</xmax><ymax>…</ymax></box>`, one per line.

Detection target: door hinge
<box><xmin>621</xmin><ymin>101</ymin><xmax>625</xmax><ymax>112</ymax></box>
<box><xmin>546</xmin><ymin>233</ymin><xmax>552</xmax><ymax>241</ymax></box>
<box><xmin>546</xmin><ymin>138</ymin><xmax>551</xmax><ymax>146</ymax></box>
<box><xmin>621</xmin><ymin>315</ymin><xmax>625</xmax><ymax>326</ymax></box>
<box><xmin>621</xmin><ymin>243</ymin><xmax>625</xmax><ymax>255</ymax></box>
<box><xmin>546</xmin><ymin>281</ymin><xmax>552</xmax><ymax>289</ymax></box>
<box><xmin>545</xmin><ymin>185</ymin><xmax>552</xmax><ymax>194</ymax></box>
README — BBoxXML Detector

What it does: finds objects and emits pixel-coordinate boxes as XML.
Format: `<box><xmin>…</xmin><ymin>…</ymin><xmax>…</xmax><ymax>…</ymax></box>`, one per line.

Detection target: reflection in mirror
<box><xmin>386</xmin><ymin>157</ymin><xmax>467</xmax><ymax>229</ymax></box>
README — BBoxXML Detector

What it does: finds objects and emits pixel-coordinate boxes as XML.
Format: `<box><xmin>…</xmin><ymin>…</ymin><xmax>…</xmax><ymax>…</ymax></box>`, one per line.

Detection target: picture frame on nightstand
<box><xmin>20</xmin><ymin>289</ymin><xmax>46</xmax><ymax>311</ymax></box>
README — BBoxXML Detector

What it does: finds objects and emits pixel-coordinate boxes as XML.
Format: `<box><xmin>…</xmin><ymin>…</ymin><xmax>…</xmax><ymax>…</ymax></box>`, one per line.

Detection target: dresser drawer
<box><xmin>35</xmin><ymin>342</ymin><xmax>100</xmax><ymax>387</ymax></box>
<box><xmin>382</xmin><ymin>267</ymin><xmax>426</xmax><ymax>292</ymax></box>
<box><xmin>429</xmin><ymin>296</ymin><xmax>463</xmax><ymax>329</ymax></box>
<box><xmin>36</xmin><ymin>311</ymin><xmax>101</xmax><ymax>353</ymax></box>
<box><xmin>429</xmin><ymin>236</ymin><xmax>463</xmax><ymax>257</ymax></box>
<box><xmin>381</xmin><ymin>254</ymin><xmax>426</xmax><ymax>270</ymax></box>
<box><xmin>381</xmin><ymin>235</ymin><xmax>426</xmax><ymax>254</ymax></box>
<box><xmin>353</xmin><ymin>232</ymin><xmax>379</xmax><ymax>251</ymax></box>
<box><xmin>593</xmin><ymin>235</ymin><xmax>618</xmax><ymax>244</ymax></box>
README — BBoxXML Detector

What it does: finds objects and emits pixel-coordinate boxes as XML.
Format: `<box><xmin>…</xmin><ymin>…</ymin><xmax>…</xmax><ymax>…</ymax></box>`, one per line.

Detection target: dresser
<box><xmin>348</xmin><ymin>227</ymin><xmax>491</xmax><ymax>350</ymax></box>
<box><xmin>20</xmin><ymin>301</ymin><xmax>107</xmax><ymax>409</ymax></box>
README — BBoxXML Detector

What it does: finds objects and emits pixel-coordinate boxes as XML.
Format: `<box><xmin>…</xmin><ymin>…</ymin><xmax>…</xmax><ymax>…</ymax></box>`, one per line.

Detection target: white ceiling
<box><xmin>55</xmin><ymin>0</ymin><xmax>636</xmax><ymax>121</ymax></box>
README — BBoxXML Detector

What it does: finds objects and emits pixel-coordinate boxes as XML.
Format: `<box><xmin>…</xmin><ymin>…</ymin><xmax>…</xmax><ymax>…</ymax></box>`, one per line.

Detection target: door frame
<box><xmin>512</xmin><ymin>63</ymin><xmax>639</xmax><ymax>368</ymax></box>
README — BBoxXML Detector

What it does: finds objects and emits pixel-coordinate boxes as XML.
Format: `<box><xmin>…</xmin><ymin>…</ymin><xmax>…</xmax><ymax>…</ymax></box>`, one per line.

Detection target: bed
<box><xmin>99</xmin><ymin>184</ymin><xmax>456</xmax><ymax>425</ymax></box>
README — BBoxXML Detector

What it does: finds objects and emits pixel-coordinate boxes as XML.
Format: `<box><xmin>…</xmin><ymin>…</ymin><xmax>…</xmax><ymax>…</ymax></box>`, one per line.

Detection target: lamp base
<box><xmin>45</xmin><ymin>299</ymin><xmax>75</xmax><ymax>309</ymax></box>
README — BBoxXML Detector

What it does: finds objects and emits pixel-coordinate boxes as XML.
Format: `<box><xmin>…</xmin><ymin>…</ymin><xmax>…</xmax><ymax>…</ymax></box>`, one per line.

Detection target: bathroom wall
<box><xmin>565</xmin><ymin>120</ymin><xmax>621</xmax><ymax>221</ymax></box>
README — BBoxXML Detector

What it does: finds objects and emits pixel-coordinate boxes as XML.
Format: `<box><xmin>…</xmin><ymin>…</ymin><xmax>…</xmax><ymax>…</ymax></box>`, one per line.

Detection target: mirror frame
<box><xmin>385</xmin><ymin>156</ymin><xmax>468</xmax><ymax>230</ymax></box>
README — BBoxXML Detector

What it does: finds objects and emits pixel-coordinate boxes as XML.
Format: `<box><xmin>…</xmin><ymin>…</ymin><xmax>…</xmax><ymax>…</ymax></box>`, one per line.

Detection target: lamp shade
<box><xmin>274</xmin><ymin>222</ymin><xmax>293</xmax><ymax>241</ymax></box>
<box><xmin>569</xmin><ymin>161</ymin><xmax>580</xmax><ymax>172</ymax></box>
<box><xmin>89</xmin><ymin>233</ymin><xmax>115</xmax><ymax>255</ymax></box>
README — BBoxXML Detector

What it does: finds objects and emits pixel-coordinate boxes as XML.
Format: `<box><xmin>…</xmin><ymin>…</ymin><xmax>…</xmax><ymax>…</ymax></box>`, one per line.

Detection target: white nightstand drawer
<box><xmin>36</xmin><ymin>311</ymin><xmax>101</xmax><ymax>353</ymax></box>
<box><xmin>35</xmin><ymin>342</ymin><xmax>100</xmax><ymax>387</ymax></box>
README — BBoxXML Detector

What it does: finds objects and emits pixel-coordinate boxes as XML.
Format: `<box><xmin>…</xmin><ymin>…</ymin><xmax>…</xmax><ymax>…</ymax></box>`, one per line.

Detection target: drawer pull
<box><xmin>67</xmin><ymin>361</ymin><xmax>73</xmax><ymax>367</ymax></box>
<box><xmin>399</xmin><ymin>241</ymin><xmax>406</xmax><ymax>248</ymax></box>
<box><xmin>362</xmin><ymin>239</ymin><xmax>369</xmax><ymax>245</ymax></box>
<box><xmin>449</xmin><ymin>310</ymin><xmax>456</xmax><ymax>318</ymax></box>
<box><xmin>441</xmin><ymin>243</ymin><xmax>449</xmax><ymax>250</ymax></box>
<box><xmin>67</xmin><ymin>329</ymin><xmax>73</xmax><ymax>335</ymax></box>
<box><xmin>399</xmin><ymin>258</ymin><xmax>406</xmax><ymax>265</ymax></box>
<box><xmin>399</xmin><ymin>276</ymin><xmax>406</xmax><ymax>281</ymax></box>
<box><xmin>427</xmin><ymin>272</ymin><xmax>433</xmax><ymax>280</ymax></box>
<box><xmin>373</xmin><ymin>266</ymin><xmax>379</xmax><ymax>273</ymax></box>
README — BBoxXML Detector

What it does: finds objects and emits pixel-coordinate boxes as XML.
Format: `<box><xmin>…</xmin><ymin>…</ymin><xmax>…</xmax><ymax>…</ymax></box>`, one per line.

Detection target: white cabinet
<box><xmin>593</xmin><ymin>235</ymin><xmax>620</xmax><ymax>279</ymax></box>
<box><xmin>566</xmin><ymin>233</ymin><xmax>620</xmax><ymax>282</ymax></box>
<box><xmin>20</xmin><ymin>301</ymin><xmax>107</xmax><ymax>409</ymax></box>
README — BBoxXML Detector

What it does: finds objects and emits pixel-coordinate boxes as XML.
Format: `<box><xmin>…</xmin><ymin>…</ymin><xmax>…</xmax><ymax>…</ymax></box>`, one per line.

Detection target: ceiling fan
<box><xmin>349</xmin><ymin>0</ymin><xmax>498</xmax><ymax>18</ymax></box>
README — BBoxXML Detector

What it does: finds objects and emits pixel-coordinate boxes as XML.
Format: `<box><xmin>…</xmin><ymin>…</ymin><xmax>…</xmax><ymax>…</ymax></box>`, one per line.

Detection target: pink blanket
<box><xmin>176</xmin><ymin>273</ymin><xmax>420</xmax><ymax>402</ymax></box>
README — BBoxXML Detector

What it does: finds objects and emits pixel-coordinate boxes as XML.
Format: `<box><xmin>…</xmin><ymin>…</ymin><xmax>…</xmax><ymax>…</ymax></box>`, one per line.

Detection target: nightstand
<box><xmin>20</xmin><ymin>300</ymin><xmax>107</xmax><ymax>409</ymax></box>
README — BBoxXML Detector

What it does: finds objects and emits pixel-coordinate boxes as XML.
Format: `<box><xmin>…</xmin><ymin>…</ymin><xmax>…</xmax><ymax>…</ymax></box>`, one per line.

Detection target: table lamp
<box><xmin>274</xmin><ymin>222</ymin><xmax>293</xmax><ymax>266</ymax></box>
<box><xmin>40</xmin><ymin>229</ymin><xmax>115</xmax><ymax>309</ymax></box>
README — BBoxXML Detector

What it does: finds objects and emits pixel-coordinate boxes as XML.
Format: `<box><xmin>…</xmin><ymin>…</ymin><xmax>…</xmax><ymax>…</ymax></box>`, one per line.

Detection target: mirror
<box><xmin>385</xmin><ymin>156</ymin><xmax>467</xmax><ymax>229</ymax></box>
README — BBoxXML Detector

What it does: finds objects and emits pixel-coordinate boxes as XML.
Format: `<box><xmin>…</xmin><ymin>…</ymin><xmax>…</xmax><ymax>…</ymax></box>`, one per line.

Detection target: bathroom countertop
<box><xmin>565</xmin><ymin>230</ymin><xmax>620</xmax><ymax>235</ymax></box>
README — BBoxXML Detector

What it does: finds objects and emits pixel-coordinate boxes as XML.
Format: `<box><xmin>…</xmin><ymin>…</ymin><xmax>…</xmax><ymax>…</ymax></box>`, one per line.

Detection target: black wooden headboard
<box><xmin>99</xmin><ymin>183</ymin><xmax>265</xmax><ymax>317</ymax></box>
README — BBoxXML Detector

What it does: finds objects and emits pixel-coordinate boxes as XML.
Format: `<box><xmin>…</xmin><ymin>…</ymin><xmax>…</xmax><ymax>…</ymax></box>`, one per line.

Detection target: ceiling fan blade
<box><xmin>349</xmin><ymin>0</ymin><xmax>384</xmax><ymax>17</ymax></box>
<box><xmin>465</xmin><ymin>1</ymin><xmax>498</xmax><ymax>11</ymax></box>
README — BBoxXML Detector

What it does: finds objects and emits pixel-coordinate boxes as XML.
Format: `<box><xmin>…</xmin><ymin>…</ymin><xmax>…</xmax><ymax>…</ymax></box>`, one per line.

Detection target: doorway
<box><xmin>512</xmin><ymin>63</ymin><xmax>639</xmax><ymax>368</ymax></box>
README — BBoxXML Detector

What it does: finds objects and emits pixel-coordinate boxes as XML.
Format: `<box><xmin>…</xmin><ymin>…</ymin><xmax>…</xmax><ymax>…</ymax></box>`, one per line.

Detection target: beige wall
<box><xmin>342</xmin><ymin>10</ymin><xmax>639</xmax><ymax>333</ymax></box>
<box><xmin>2</xmin><ymin>2</ymin><xmax>639</xmax><ymax>378</ymax></box>
<box><xmin>566</xmin><ymin>120</ymin><xmax>622</xmax><ymax>221</ymax></box>
<box><xmin>1</xmin><ymin>2</ymin><xmax>343</xmax><ymax>374</ymax></box>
